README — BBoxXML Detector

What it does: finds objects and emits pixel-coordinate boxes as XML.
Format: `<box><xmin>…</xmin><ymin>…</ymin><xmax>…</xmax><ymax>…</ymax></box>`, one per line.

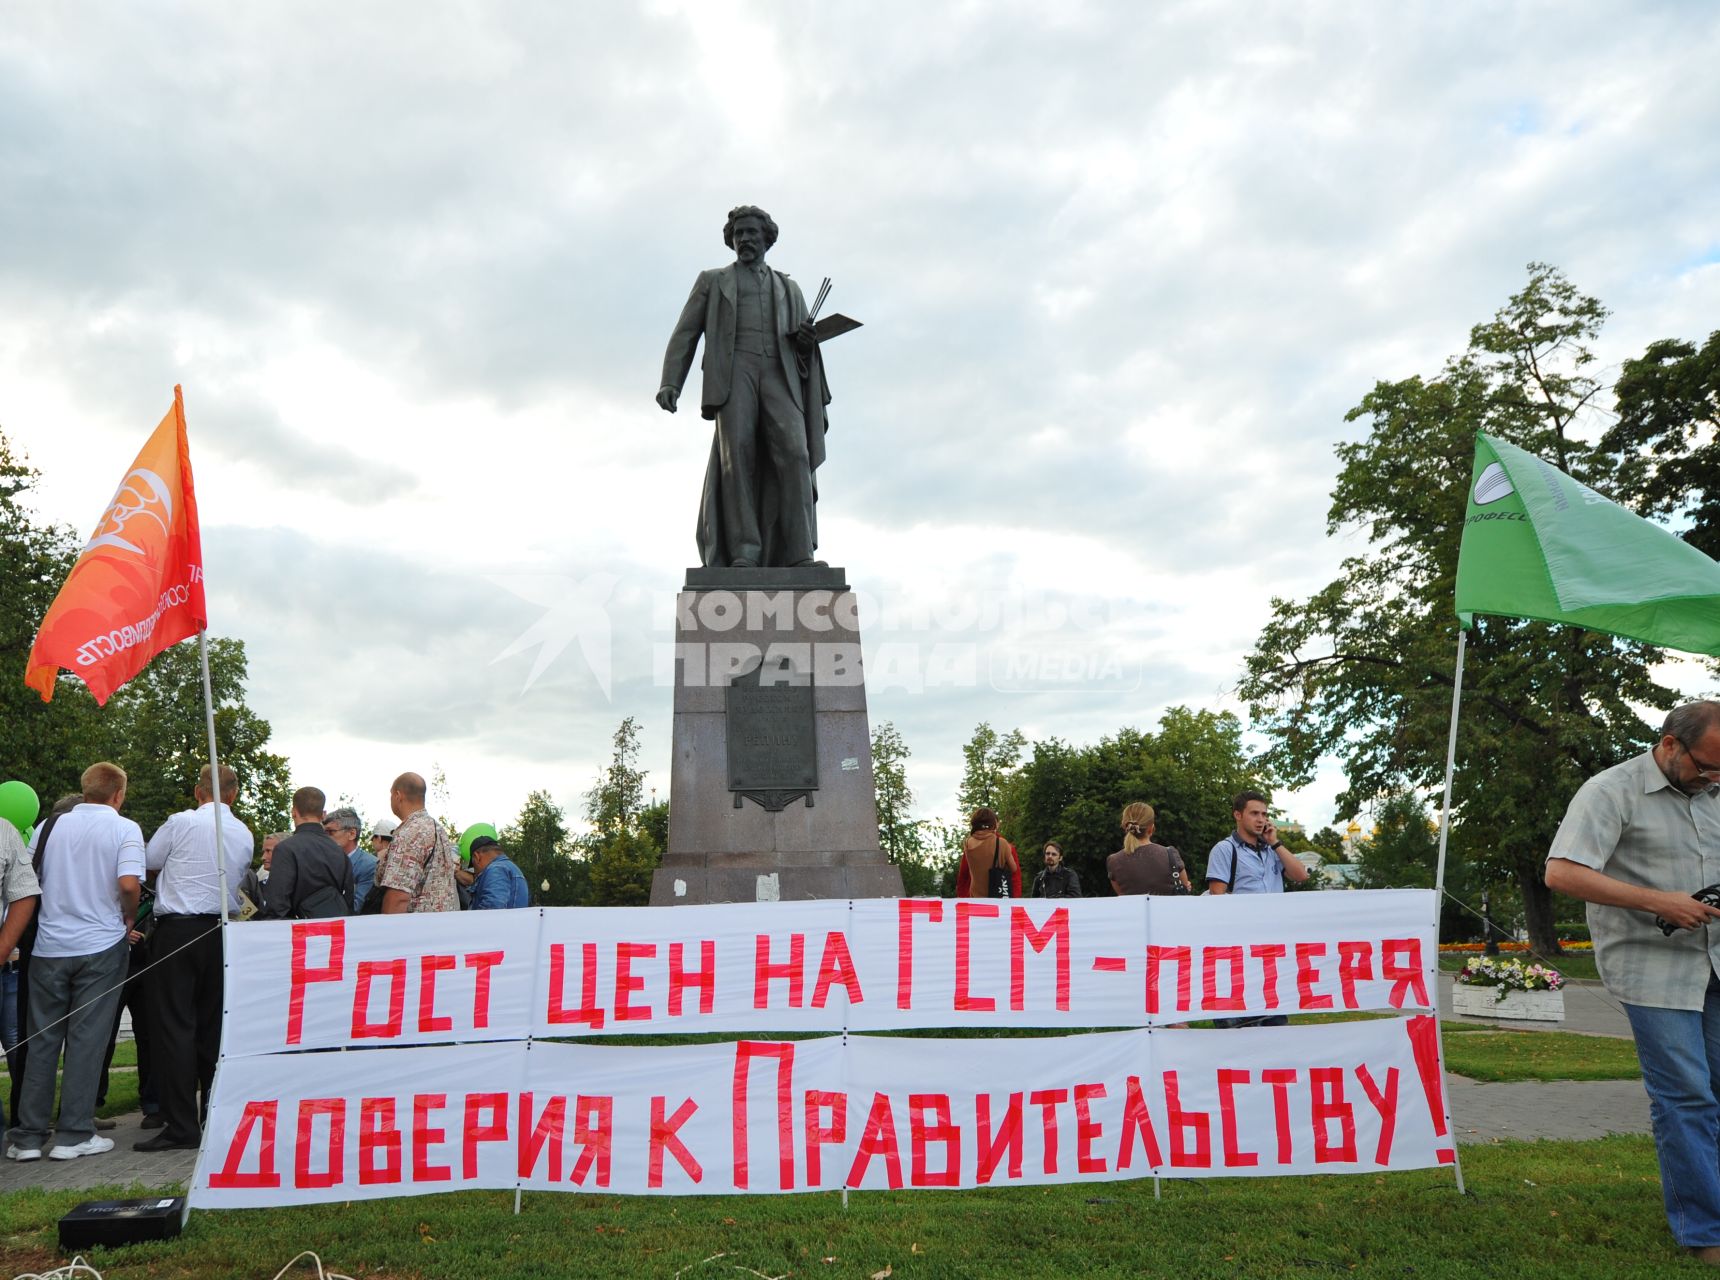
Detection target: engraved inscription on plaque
<box><xmin>726</xmin><ymin>656</ymin><xmax>817</xmax><ymax>812</ymax></box>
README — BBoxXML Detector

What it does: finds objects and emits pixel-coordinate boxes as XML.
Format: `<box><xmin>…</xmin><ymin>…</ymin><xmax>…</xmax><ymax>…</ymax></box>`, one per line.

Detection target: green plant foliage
<box><xmin>1002</xmin><ymin>707</ymin><xmax>1269</xmax><ymax>896</ymax></box>
<box><xmin>0</xmin><ymin>428</ymin><xmax>290</xmax><ymax>841</ymax></box>
<box><xmin>871</xmin><ymin>721</ymin><xmax>941</xmax><ymax>896</ymax></box>
<box><xmin>502</xmin><ymin>789</ymin><xmax>588</xmax><ymax>906</ymax></box>
<box><xmin>581</xmin><ymin>718</ymin><xmax>661</xmax><ymax>905</ymax></box>
<box><xmin>1239</xmin><ymin>264</ymin><xmax>1678</xmax><ymax>954</ymax></box>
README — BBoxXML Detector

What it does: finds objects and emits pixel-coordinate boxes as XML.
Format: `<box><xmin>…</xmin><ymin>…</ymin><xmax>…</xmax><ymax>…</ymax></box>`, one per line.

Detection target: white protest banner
<box><xmin>189</xmin><ymin>1017</ymin><xmax>1454</xmax><ymax>1208</ymax></box>
<box><xmin>222</xmin><ymin>891</ymin><xmax>1436</xmax><ymax>1056</ymax></box>
<box><xmin>1137</xmin><ymin>891</ymin><xmax>1436</xmax><ymax>1022</ymax></box>
<box><xmin>222</xmin><ymin>912</ymin><xmax>540</xmax><ymax>1056</ymax></box>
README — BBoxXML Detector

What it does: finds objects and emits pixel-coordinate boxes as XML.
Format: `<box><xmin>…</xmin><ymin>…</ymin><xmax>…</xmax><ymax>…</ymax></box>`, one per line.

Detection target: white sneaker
<box><xmin>6</xmin><ymin>1144</ymin><xmax>42</xmax><ymax>1161</ymax></box>
<box><xmin>48</xmin><ymin>1135</ymin><xmax>114</xmax><ymax>1160</ymax></box>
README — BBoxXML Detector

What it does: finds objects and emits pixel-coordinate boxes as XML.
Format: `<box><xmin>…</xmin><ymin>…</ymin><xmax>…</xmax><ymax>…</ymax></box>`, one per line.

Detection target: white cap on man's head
<box><xmin>372</xmin><ymin>815</ymin><xmax>400</xmax><ymax>839</ymax></box>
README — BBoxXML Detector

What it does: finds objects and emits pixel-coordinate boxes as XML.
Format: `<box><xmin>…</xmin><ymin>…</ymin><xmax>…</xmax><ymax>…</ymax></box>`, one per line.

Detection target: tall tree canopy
<box><xmin>0</xmin><ymin>428</ymin><xmax>290</xmax><ymax>840</ymax></box>
<box><xmin>1239</xmin><ymin>264</ymin><xmax>1678</xmax><ymax>953</ymax></box>
<box><xmin>871</xmin><ymin>721</ymin><xmax>940</xmax><ymax>896</ymax></box>
<box><xmin>1603</xmin><ymin>329</ymin><xmax>1720</xmax><ymax>560</ymax></box>
<box><xmin>1000</xmin><ymin>707</ymin><xmax>1267</xmax><ymax>896</ymax></box>
<box><xmin>582</xmin><ymin>717</ymin><xmax>660</xmax><ymax>905</ymax></box>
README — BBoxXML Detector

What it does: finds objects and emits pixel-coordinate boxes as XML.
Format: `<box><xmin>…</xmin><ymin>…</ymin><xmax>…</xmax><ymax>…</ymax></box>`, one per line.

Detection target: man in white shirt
<box><xmin>6</xmin><ymin>762</ymin><xmax>143</xmax><ymax>1162</ymax></box>
<box><xmin>137</xmin><ymin>764</ymin><xmax>253</xmax><ymax>1153</ymax></box>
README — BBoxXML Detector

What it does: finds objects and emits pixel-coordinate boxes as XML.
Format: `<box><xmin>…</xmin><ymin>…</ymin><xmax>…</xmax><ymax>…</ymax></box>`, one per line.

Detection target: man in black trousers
<box><xmin>261</xmin><ymin>787</ymin><xmax>353</xmax><ymax>922</ymax></box>
<box><xmin>137</xmin><ymin>765</ymin><xmax>253</xmax><ymax>1152</ymax></box>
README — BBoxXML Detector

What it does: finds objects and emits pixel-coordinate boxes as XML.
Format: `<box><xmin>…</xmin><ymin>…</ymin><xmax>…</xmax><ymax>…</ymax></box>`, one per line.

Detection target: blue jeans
<box><xmin>0</xmin><ymin>965</ymin><xmax>16</xmax><ymax>1132</ymax></box>
<box><xmin>1624</xmin><ymin>970</ymin><xmax>1720</xmax><ymax>1248</ymax></box>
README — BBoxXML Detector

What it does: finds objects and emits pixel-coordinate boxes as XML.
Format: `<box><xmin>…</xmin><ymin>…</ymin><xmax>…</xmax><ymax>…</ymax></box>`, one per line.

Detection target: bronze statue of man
<box><xmin>656</xmin><ymin>205</ymin><xmax>831</xmax><ymax>569</ymax></box>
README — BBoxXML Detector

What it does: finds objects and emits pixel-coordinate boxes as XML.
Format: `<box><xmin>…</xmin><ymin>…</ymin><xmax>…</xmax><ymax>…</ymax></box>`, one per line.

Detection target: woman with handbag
<box><xmin>1105</xmin><ymin>802</ymin><xmax>1192</xmax><ymax>895</ymax></box>
<box><xmin>954</xmin><ymin>807</ymin><xmax>1021</xmax><ymax>899</ymax></box>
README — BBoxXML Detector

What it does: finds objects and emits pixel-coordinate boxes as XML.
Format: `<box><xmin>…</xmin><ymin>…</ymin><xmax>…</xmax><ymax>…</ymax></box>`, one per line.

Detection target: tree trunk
<box><xmin>1516</xmin><ymin>855</ymin><xmax>1564</xmax><ymax>956</ymax></box>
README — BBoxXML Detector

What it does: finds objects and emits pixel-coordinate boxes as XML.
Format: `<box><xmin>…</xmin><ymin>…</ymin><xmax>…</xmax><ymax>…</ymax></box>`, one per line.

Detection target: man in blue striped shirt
<box><xmin>1205</xmin><ymin>789</ymin><xmax>1310</xmax><ymax>1029</ymax></box>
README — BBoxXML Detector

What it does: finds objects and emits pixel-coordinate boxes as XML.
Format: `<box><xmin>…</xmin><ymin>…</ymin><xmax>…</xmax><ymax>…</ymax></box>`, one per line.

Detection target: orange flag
<box><xmin>26</xmin><ymin>386</ymin><xmax>208</xmax><ymax>705</ymax></box>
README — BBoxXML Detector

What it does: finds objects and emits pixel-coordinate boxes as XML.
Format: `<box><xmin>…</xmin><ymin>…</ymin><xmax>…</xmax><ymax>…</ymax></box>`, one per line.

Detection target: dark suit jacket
<box><xmin>261</xmin><ymin>823</ymin><xmax>353</xmax><ymax>919</ymax></box>
<box><xmin>660</xmin><ymin>263</ymin><xmax>814</xmax><ymax>419</ymax></box>
<box><xmin>660</xmin><ymin>263</ymin><xmax>835</xmax><ymax>566</ymax></box>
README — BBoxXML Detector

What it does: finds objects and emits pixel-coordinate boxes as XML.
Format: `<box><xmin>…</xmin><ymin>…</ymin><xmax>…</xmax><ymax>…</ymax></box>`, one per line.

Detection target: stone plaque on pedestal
<box><xmin>649</xmin><ymin>567</ymin><xmax>904</xmax><ymax>904</ymax></box>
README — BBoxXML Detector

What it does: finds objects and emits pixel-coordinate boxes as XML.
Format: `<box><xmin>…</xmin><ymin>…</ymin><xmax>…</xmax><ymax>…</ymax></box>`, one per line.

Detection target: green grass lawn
<box><xmin>1438</xmin><ymin>1022</ymin><xmax>1640</xmax><ymax>1082</ymax></box>
<box><xmin>0</xmin><ymin>1137</ymin><xmax>1691</xmax><ymax>1279</ymax></box>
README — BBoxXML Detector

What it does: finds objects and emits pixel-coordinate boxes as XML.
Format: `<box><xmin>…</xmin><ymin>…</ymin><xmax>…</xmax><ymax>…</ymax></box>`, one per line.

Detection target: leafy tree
<box><xmin>585</xmin><ymin>716</ymin><xmax>647</xmax><ymax>836</ymax></box>
<box><xmin>92</xmin><ymin>635</ymin><xmax>292</xmax><ymax>841</ymax></box>
<box><xmin>582</xmin><ymin>718</ymin><xmax>659</xmax><ymax>905</ymax></box>
<box><xmin>0</xmin><ymin>428</ymin><xmax>290</xmax><ymax>840</ymax></box>
<box><xmin>871</xmin><ymin>721</ymin><xmax>939</xmax><ymax>896</ymax></box>
<box><xmin>1238</xmin><ymin>264</ymin><xmax>1675</xmax><ymax>954</ymax></box>
<box><xmin>586</xmin><ymin>828</ymin><xmax>658</xmax><ymax>906</ymax></box>
<box><xmin>503</xmin><ymin>789</ymin><xmax>588</xmax><ymax>907</ymax></box>
<box><xmin>1006</xmin><ymin>708</ymin><xmax>1267</xmax><ymax>895</ymax></box>
<box><xmin>0</xmin><ymin>432</ymin><xmax>100</xmax><ymax>802</ymax></box>
<box><xmin>1307</xmin><ymin>825</ymin><xmax>1347</xmax><ymax>861</ymax></box>
<box><xmin>1353</xmin><ymin>793</ymin><xmax>1439</xmax><ymax>890</ymax></box>
<box><xmin>639</xmin><ymin>799</ymin><xmax>670</xmax><ymax>854</ymax></box>
<box><xmin>1602</xmin><ymin>329</ymin><xmax>1720</xmax><ymax>559</ymax></box>
<box><xmin>956</xmin><ymin>722</ymin><xmax>1027</xmax><ymax>817</ymax></box>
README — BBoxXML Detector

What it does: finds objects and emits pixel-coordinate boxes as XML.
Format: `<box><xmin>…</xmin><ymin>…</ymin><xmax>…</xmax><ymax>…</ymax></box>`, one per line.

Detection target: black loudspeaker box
<box><xmin>58</xmin><ymin>1196</ymin><xmax>185</xmax><ymax>1250</ymax></box>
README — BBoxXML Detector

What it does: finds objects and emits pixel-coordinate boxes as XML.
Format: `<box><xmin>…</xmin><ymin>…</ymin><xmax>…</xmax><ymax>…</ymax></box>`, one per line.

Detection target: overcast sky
<box><xmin>4</xmin><ymin>1</ymin><xmax>1718</xmax><ymax>841</ymax></box>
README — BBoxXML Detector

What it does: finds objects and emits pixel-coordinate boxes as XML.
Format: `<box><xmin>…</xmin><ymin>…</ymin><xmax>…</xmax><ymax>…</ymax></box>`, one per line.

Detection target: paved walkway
<box><xmin>0</xmin><ymin>1108</ymin><xmax>198</xmax><ymax>1192</ymax></box>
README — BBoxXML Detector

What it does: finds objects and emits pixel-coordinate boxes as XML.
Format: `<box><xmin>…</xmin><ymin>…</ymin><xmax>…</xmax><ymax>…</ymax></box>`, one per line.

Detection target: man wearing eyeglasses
<box><xmin>1545</xmin><ymin>701</ymin><xmax>1720</xmax><ymax>1262</ymax></box>
<box><xmin>323</xmin><ymin>808</ymin><xmax>375</xmax><ymax>913</ymax></box>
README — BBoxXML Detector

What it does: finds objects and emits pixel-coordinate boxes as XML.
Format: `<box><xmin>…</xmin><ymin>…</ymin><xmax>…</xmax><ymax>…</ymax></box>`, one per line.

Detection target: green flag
<box><xmin>1454</xmin><ymin>433</ymin><xmax>1720</xmax><ymax>655</ymax></box>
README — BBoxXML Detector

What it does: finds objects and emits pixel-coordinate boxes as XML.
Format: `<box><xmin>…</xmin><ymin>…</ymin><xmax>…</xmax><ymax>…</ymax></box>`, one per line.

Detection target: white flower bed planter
<box><xmin>1452</xmin><ymin>985</ymin><xmax>1565</xmax><ymax>1021</ymax></box>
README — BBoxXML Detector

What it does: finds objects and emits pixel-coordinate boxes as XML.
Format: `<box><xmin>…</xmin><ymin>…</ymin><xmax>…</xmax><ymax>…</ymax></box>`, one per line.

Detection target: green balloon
<box><xmin>0</xmin><ymin>780</ymin><xmax>39</xmax><ymax>840</ymax></box>
<box><xmin>459</xmin><ymin>822</ymin><xmax>499</xmax><ymax>863</ymax></box>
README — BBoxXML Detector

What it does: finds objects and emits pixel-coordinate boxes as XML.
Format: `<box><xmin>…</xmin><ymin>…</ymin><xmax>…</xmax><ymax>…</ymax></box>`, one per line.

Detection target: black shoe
<box><xmin>133</xmin><ymin>1132</ymin><xmax>199</xmax><ymax>1152</ymax></box>
<box><xmin>93</xmin><ymin>1117</ymin><xmax>117</xmax><ymax>1131</ymax></box>
<box><xmin>140</xmin><ymin>1113</ymin><xmax>165</xmax><ymax>1130</ymax></box>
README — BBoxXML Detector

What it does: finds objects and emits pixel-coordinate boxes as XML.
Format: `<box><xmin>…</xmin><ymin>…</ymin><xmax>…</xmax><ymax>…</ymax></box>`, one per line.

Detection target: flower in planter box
<box><xmin>1454</xmin><ymin>956</ymin><xmax>1566</xmax><ymax>1001</ymax></box>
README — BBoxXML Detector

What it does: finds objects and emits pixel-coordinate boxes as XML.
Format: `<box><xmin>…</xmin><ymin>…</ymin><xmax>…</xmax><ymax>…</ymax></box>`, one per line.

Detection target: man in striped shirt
<box><xmin>1546</xmin><ymin>701</ymin><xmax>1720</xmax><ymax>1261</ymax></box>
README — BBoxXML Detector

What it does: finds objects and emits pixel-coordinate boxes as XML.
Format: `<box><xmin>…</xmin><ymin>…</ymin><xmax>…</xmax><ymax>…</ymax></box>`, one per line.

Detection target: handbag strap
<box><xmin>31</xmin><ymin>810</ymin><xmax>62</xmax><ymax>884</ymax></box>
<box><xmin>991</xmin><ymin>833</ymin><xmax>1003</xmax><ymax>869</ymax></box>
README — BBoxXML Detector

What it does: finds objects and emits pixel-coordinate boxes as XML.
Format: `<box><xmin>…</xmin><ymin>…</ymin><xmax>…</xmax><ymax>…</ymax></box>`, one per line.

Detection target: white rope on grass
<box><xmin>10</xmin><ymin>1258</ymin><xmax>107</xmax><ymax>1279</ymax></box>
<box><xmin>9</xmin><ymin>1247</ymin><xmax>356</xmax><ymax>1280</ymax></box>
<box><xmin>268</xmin><ymin>1252</ymin><xmax>356</xmax><ymax>1280</ymax></box>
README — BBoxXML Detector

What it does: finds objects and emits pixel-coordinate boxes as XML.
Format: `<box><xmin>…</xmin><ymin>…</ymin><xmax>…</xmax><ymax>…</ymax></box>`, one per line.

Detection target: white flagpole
<box><xmin>1433</xmin><ymin>628</ymin><xmax>1466</xmax><ymax>899</ymax></box>
<box><xmin>1432</xmin><ymin>627</ymin><xmax>1467</xmax><ymax>1194</ymax></box>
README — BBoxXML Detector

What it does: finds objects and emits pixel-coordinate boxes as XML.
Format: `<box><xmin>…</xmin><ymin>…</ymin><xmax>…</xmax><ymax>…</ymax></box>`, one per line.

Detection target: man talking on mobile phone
<box><xmin>1204</xmin><ymin>789</ymin><xmax>1310</xmax><ymax>1028</ymax></box>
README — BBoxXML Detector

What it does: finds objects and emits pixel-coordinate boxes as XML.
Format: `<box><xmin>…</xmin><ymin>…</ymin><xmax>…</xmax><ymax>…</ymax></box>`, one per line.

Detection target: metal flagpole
<box><xmin>183</xmin><ymin>628</ymin><xmax>231</xmax><ymax>1227</ymax></box>
<box><xmin>198</xmin><ymin>630</ymin><xmax>232</xmax><ymax>936</ymax></box>
<box><xmin>1431</xmin><ymin>628</ymin><xmax>1467</xmax><ymax>1194</ymax></box>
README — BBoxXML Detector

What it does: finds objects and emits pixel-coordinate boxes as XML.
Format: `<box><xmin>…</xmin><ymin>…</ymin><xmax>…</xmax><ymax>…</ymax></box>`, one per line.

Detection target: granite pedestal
<box><xmin>649</xmin><ymin>566</ymin><xmax>904</xmax><ymax>904</ymax></box>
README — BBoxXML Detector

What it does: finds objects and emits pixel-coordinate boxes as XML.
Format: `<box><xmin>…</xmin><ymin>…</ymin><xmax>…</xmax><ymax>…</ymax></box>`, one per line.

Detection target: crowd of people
<box><xmin>0</xmin><ymin>765</ymin><xmax>531</xmax><ymax>1164</ymax></box>
<box><xmin>956</xmin><ymin>789</ymin><xmax>1310</xmax><ymax>906</ymax></box>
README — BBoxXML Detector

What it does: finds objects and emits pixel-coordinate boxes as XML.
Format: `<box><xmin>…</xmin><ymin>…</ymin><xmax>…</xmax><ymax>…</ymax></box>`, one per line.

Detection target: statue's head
<box><xmin>723</xmin><ymin>205</ymin><xmax>779</xmax><ymax>252</ymax></box>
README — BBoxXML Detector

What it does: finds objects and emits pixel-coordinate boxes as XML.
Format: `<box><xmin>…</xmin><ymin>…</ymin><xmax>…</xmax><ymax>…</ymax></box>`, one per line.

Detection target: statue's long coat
<box><xmin>659</xmin><ymin>263</ymin><xmax>832</xmax><ymax>566</ymax></box>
